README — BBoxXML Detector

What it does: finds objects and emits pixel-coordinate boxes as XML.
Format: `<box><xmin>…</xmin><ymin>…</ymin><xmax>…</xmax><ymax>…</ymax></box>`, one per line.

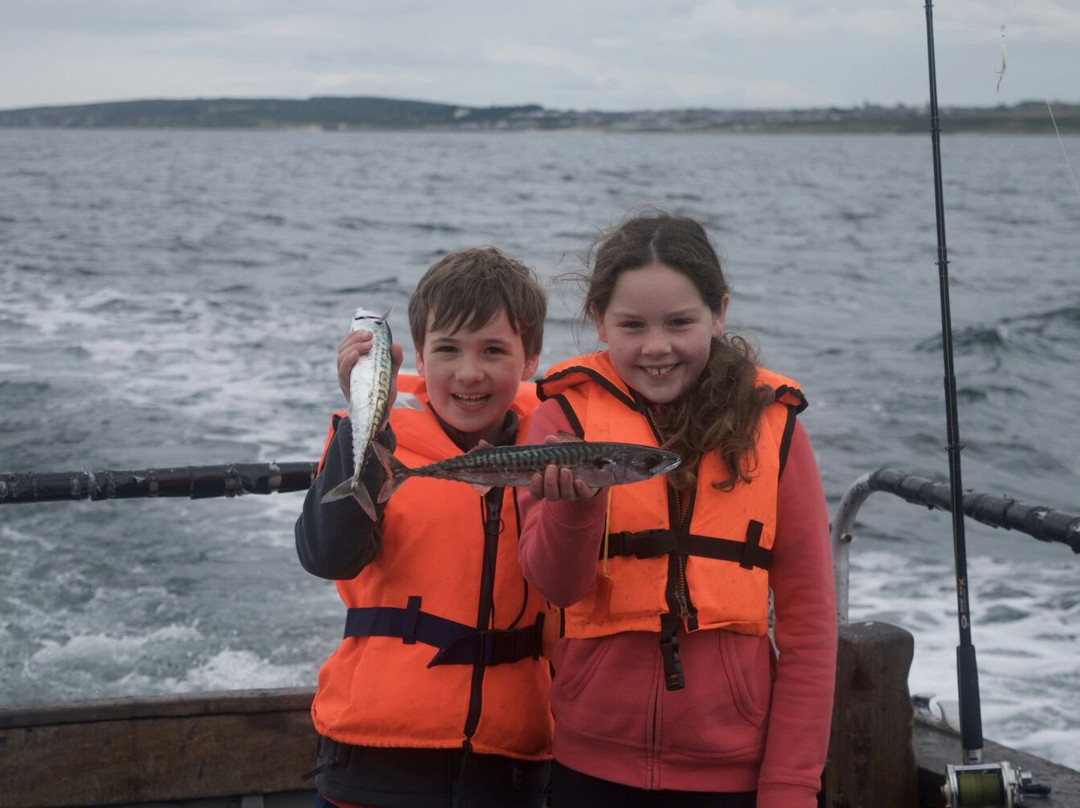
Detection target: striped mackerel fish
<box><xmin>320</xmin><ymin>308</ymin><xmax>393</xmax><ymax>519</ymax></box>
<box><xmin>374</xmin><ymin>439</ymin><xmax>681</xmax><ymax>499</ymax></box>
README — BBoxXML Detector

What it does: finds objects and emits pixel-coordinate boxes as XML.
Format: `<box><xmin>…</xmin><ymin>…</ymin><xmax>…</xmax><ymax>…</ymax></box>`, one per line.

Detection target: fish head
<box><xmin>350</xmin><ymin>307</ymin><xmax>393</xmax><ymax>342</ymax></box>
<box><xmin>610</xmin><ymin>446</ymin><xmax>682</xmax><ymax>483</ymax></box>
<box><xmin>352</xmin><ymin>307</ymin><xmax>386</xmax><ymax>325</ymax></box>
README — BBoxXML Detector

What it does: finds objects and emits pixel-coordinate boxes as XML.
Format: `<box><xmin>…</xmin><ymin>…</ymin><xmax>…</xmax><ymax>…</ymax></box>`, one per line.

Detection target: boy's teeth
<box><xmin>643</xmin><ymin>365</ymin><xmax>675</xmax><ymax>376</ymax></box>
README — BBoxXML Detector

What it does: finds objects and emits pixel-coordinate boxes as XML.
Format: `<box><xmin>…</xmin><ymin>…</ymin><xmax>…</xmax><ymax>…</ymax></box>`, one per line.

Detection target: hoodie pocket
<box><xmin>553</xmin><ymin>635</ymin><xmax>612</xmax><ymax>702</ymax></box>
<box><xmin>719</xmin><ymin>630</ymin><xmax>771</xmax><ymax>728</ymax></box>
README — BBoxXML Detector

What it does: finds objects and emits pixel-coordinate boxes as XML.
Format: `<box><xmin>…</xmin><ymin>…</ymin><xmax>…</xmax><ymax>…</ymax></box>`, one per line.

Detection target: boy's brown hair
<box><xmin>408</xmin><ymin>246</ymin><xmax>546</xmax><ymax>358</ymax></box>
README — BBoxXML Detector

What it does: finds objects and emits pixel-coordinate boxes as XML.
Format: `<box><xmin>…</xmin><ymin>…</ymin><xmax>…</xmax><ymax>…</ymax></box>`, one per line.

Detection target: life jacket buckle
<box><xmin>659</xmin><ymin>616</ymin><xmax>685</xmax><ymax>690</ymax></box>
<box><xmin>481</xmin><ymin>618</ymin><xmax>543</xmax><ymax>664</ymax></box>
<box><xmin>482</xmin><ymin>629</ymin><xmax>517</xmax><ymax>665</ymax></box>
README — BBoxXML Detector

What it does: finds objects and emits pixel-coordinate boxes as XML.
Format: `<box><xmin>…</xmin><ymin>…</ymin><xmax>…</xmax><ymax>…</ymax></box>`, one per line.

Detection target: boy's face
<box><xmin>415</xmin><ymin>309</ymin><xmax>539</xmax><ymax>449</ymax></box>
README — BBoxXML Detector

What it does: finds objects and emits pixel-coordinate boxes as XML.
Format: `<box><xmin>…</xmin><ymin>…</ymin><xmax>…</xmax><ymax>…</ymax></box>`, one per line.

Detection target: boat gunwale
<box><xmin>0</xmin><ymin>686</ymin><xmax>316</xmax><ymax>730</ymax></box>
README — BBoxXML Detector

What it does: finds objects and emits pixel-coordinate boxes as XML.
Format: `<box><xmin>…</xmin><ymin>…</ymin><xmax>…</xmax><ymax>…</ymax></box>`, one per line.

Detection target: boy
<box><xmin>295</xmin><ymin>247</ymin><xmax>552</xmax><ymax>808</ymax></box>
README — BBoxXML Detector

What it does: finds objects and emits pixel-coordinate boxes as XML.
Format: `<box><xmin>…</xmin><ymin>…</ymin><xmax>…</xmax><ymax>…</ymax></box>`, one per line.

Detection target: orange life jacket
<box><xmin>537</xmin><ymin>353</ymin><xmax>805</xmax><ymax>689</ymax></box>
<box><xmin>310</xmin><ymin>375</ymin><xmax>553</xmax><ymax>760</ymax></box>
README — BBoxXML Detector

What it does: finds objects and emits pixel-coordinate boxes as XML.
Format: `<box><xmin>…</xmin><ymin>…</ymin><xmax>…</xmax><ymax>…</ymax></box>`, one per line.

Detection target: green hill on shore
<box><xmin>1</xmin><ymin>96</ymin><xmax>1076</xmax><ymax>134</ymax></box>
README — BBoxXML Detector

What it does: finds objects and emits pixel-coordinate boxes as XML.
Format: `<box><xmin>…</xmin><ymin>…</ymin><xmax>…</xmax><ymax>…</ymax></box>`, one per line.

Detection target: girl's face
<box><xmin>596</xmin><ymin>263</ymin><xmax>727</xmax><ymax>405</ymax></box>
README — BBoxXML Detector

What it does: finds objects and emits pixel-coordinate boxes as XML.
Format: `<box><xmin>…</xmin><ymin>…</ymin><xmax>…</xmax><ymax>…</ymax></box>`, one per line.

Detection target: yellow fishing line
<box><xmin>601</xmin><ymin>488</ymin><xmax>612</xmax><ymax>576</ymax></box>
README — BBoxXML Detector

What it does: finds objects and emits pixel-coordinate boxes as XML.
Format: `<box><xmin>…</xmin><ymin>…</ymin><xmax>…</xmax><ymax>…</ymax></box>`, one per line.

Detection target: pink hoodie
<box><xmin>517</xmin><ymin>399</ymin><xmax>837</xmax><ymax>808</ymax></box>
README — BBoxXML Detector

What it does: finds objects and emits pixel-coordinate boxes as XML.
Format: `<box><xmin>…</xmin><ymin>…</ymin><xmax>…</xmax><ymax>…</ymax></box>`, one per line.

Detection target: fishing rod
<box><xmin>923</xmin><ymin>3</ymin><xmax>1045</xmax><ymax>805</ymax></box>
<box><xmin>0</xmin><ymin>462</ymin><xmax>317</xmax><ymax>504</ymax></box>
<box><xmin>923</xmin><ymin>0</ymin><xmax>982</xmax><ymax>766</ymax></box>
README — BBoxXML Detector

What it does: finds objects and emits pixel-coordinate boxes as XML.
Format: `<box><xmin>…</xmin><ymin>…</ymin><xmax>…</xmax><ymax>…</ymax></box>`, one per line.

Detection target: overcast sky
<box><xmin>2</xmin><ymin>1</ymin><xmax>1077</xmax><ymax>112</ymax></box>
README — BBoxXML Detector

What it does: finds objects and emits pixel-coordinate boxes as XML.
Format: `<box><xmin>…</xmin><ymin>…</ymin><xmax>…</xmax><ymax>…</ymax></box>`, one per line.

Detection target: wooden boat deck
<box><xmin>88</xmin><ymin>794</ymin><xmax>315</xmax><ymax>808</ymax></box>
<box><xmin>913</xmin><ymin>721</ymin><xmax>1080</xmax><ymax>807</ymax></box>
<box><xmin>2</xmin><ymin>634</ymin><xmax>1078</xmax><ymax>808</ymax></box>
<box><xmin>0</xmin><ymin>688</ymin><xmax>318</xmax><ymax>808</ymax></box>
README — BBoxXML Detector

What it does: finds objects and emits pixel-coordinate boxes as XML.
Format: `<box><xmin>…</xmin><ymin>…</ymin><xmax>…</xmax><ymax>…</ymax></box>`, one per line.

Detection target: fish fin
<box><xmin>319</xmin><ymin>470</ymin><xmax>380</xmax><ymax>520</ymax></box>
<box><xmin>374</xmin><ymin>442</ymin><xmax>410</xmax><ymax>503</ymax></box>
<box><xmin>320</xmin><ymin>475</ymin><xmax>378</xmax><ymax>522</ymax></box>
<box><xmin>371</xmin><ymin>440</ymin><xmax>393</xmax><ymax>478</ymax></box>
<box><xmin>320</xmin><ymin>478</ymin><xmax>356</xmax><ymax>504</ymax></box>
<box><xmin>553</xmin><ymin>431</ymin><xmax>584</xmax><ymax>443</ymax></box>
<box><xmin>352</xmin><ymin>480</ymin><xmax>378</xmax><ymax>522</ymax></box>
<box><xmin>468</xmin><ymin>482</ymin><xmax>493</xmax><ymax>496</ymax></box>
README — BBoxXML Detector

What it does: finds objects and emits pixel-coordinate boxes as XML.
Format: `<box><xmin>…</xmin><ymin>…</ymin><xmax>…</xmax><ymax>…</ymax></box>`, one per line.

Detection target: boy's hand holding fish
<box><xmin>337</xmin><ymin>328</ymin><xmax>404</xmax><ymax>411</ymax></box>
<box><xmin>320</xmin><ymin>308</ymin><xmax>399</xmax><ymax>519</ymax></box>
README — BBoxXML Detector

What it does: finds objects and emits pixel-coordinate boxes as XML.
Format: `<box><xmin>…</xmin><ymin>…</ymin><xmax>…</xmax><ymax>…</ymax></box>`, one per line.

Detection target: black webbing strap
<box><xmin>777</xmin><ymin>404</ymin><xmax>798</xmax><ymax>479</ymax></box>
<box><xmin>605</xmin><ymin>529</ymin><xmax>678</xmax><ymax>558</ymax></box>
<box><xmin>739</xmin><ymin>521</ymin><xmax>765</xmax><ymax>569</ymax></box>
<box><xmin>432</xmin><ymin>613</ymin><xmax>545</xmax><ymax>667</ymax></box>
<box><xmin>548</xmin><ymin>393</ymin><xmax>585</xmax><ymax>438</ymax></box>
<box><xmin>343</xmin><ymin>597</ymin><xmax>544</xmax><ymax>668</ymax></box>
<box><xmin>603</xmin><ymin>523</ymin><xmax>772</xmax><ymax>569</ymax></box>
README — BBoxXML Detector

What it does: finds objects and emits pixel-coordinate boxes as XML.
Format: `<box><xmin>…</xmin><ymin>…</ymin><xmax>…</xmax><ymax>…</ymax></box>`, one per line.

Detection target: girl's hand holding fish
<box><xmin>337</xmin><ymin>329</ymin><xmax>404</xmax><ymax>411</ymax></box>
<box><xmin>527</xmin><ymin>435</ymin><xmax>601</xmax><ymax>503</ymax></box>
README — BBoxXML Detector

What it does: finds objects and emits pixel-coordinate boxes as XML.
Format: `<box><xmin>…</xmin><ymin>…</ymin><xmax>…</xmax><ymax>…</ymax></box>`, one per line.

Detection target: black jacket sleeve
<box><xmin>294</xmin><ymin>416</ymin><xmax>395</xmax><ymax>580</ymax></box>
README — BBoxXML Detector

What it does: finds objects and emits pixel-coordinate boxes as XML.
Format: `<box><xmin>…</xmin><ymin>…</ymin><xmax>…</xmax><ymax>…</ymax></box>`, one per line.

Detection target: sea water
<box><xmin>1</xmin><ymin>127</ymin><xmax>1078</xmax><ymax>769</ymax></box>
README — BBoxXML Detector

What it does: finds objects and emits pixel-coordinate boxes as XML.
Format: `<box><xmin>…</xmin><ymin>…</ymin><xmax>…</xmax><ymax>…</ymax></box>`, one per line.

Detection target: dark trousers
<box><xmin>549</xmin><ymin>761</ymin><xmax>756</xmax><ymax>808</ymax></box>
<box><xmin>312</xmin><ymin>737</ymin><xmax>549</xmax><ymax>808</ymax></box>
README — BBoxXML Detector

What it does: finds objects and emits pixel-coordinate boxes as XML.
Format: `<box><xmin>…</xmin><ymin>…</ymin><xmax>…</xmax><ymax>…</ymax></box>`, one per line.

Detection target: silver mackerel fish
<box><xmin>373</xmin><ymin>439</ymin><xmax>681</xmax><ymax>499</ymax></box>
<box><xmin>320</xmin><ymin>308</ymin><xmax>393</xmax><ymax>519</ymax></box>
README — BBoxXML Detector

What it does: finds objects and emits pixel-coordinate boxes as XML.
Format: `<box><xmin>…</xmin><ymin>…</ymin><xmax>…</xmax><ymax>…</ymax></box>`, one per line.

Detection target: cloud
<box><xmin>482</xmin><ymin>40</ymin><xmax>802</xmax><ymax>109</ymax></box>
<box><xmin>680</xmin><ymin>1</ymin><xmax>915</xmax><ymax>38</ymax></box>
<box><xmin>0</xmin><ymin>0</ymin><xmax>1077</xmax><ymax>111</ymax></box>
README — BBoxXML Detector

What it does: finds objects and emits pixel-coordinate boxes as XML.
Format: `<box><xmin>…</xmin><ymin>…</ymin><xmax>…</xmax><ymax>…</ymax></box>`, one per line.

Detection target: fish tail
<box><xmin>374</xmin><ymin>441</ymin><xmax>411</xmax><ymax>503</ymax></box>
<box><xmin>320</xmin><ymin>478</ymin><xmax>355</xmax><ymax>504</ymax></box>
<box><xmin>352</xmin><ymin>480</ymin><xmax>378</xmax><ymax>522</ymax></box>
<box><xmin>319</xmin><ymin>476</ymin><xmax>378</xmax><ymax>522</ymax></box>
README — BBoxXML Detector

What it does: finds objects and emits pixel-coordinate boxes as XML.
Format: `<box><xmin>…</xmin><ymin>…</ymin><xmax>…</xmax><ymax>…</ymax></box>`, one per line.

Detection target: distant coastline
<box><xmin>1</xmin><ymin>95</ymin><xmax>1077</xmax><ymax>134</ymax></box>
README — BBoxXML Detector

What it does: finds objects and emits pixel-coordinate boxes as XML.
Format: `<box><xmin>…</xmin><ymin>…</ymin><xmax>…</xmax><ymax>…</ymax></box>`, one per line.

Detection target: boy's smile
<box><xmin>416</xmin><ymin>310</ymin><xmax>539</xmax><ymax>449</ymax></box>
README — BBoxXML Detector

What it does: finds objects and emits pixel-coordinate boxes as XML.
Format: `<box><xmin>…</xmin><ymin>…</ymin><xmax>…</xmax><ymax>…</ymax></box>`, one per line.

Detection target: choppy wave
<box><xmin>1</xmin><ymin>128</ymin><xmax>1077</xmax><ymax>769</ymax></box>
<box><xmin>849</xmin><ymin>549</ymin><xmax>1080</xmax><ymax>770</ymax></box>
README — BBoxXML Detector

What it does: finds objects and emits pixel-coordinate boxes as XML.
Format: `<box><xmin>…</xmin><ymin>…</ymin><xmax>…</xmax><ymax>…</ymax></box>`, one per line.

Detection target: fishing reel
<box><xmin>943</xmin><ymin>761</ymin><xmax>1045</xmax><ymax>808</ymax></box>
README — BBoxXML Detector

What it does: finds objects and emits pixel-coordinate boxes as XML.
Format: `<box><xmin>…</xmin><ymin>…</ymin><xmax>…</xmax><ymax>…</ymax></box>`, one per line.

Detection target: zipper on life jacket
<box><xmin>644</xmin><ymin>404</ymin><xmax>698</xmax><ymax>690</ymax></box>
<box><xmin>454</xmin><ymin>489</ymin><xmax>503</xmax><ymax>807</ymax></box>
<box><xmin>671</xmin><ymin>487</ymin><xmax>699</xmax><ymax>630</ymax></box>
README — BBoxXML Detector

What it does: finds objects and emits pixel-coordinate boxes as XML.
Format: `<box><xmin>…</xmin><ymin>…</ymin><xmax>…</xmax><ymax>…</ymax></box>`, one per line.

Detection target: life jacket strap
<box><xmin>604</xmin><ymin>527</ymin><xmax>772</xmax><ymax>569</ymax></box>
<box><xmin>343</xmin><ymin>598</ymin><xmax>544</xmax><ymax>668</ymax></box>
<box><xmin>738</xmin><ymin>521</ymin><xmax>765</xmax><ymax>569</ymax></box>
<box><xmin>605</xmin><ymin>529</ymin><xmax>678</xmax><ymax>558</ymax></box>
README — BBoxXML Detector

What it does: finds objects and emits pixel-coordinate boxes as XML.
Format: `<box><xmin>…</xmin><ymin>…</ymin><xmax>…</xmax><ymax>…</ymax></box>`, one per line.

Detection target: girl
<box><xmin>518</xmin><ymin>212</ymin><xmax>837</xmax><ymax>808</ymax></box>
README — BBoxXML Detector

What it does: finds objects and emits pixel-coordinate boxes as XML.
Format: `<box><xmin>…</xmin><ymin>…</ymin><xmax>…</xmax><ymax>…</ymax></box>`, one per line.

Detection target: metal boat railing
<box><xmin>831</xmin><ymin>467</ymin><xmax>1080</xmax><ymax>624</ymax></box>
<box><xmin>6</xmin><ymin>460</ymin><xmax>1079</xmax><ymax>630</ymax></box>
<box><xmin>0</xmin><ymin>462</ymin><xmax>317</xmax><ymax>503</ymax></box>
